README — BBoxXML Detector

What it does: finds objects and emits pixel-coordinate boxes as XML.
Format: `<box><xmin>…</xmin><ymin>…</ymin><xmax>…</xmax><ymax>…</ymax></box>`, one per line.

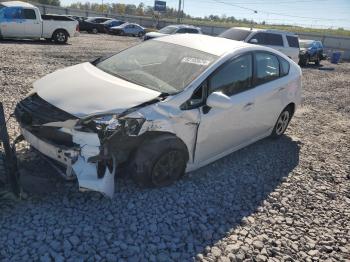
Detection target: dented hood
<box><xmin>34</xmin><ymin>62</ymin><xmax>161</xmax><ymax>118</ymax></box>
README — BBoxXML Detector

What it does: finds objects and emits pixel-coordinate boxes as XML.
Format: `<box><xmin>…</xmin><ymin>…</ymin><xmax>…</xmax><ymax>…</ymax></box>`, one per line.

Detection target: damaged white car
<box><xmin>15</xmin><ymin>34</ymin><xmax>302</xmax><ymax>197</ymax></box>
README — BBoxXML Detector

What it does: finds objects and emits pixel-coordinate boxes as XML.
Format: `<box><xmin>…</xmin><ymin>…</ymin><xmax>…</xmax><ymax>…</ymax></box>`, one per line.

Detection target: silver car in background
<box><xmin>144</xmin><ymin>24</ymin><xmax>202</xmax><ymax>41</ymax></box>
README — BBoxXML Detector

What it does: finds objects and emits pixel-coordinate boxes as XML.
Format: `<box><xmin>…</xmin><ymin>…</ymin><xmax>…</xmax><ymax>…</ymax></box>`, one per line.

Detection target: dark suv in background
<box><xmin>79</xmin><ymin>17</ymin><xmax>112</xmax><ymax>33</ymax></box>
<box><xmin>299</xmin><ymin>40</ymin><xmax>325</xmax><ymax>66</ymax></box>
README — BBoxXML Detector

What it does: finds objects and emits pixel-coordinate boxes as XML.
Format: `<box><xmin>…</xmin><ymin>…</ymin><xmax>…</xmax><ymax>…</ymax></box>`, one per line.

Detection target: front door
<box><xmin>195</xmin><ymin>53</ymin><xmax>258</xmax><ymax>164</ymax></box>
<box><xmin>22</xmin><ymin>8</ymin><xmax>41</xmax><ymax>38</ymax></box>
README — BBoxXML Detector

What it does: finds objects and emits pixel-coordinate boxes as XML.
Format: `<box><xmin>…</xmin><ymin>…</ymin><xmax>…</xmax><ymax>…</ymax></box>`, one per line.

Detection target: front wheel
<box><xmin>315</xmin><ymin>55</ymin><xmax>320</xmax><ymax>65</ymax></box>
<box><xmin>130</xmin><ymin>135</ymin><xmax>188</xmax><ymax>188</ymax></box>
<box><xmin>271</xmin><ymin>107</ymin><xmax>293</xmax><ymax>138</ymax></box>
<box><xmin>138</xmin><ymin>31</ymin><xmax>145</xmax><ymax>37</ymax></box>
<box><xmin>53</xmin><ymin>30</ymin><xmax>68</xmax><ymax>44</ymax></box>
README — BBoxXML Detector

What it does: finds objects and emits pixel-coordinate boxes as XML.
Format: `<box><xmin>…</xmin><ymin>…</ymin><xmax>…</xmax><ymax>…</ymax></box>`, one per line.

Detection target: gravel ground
<box><xmin>0</xmin><ymin>34</ymin><xmax>349</xmax><ymax>261</ymax></box>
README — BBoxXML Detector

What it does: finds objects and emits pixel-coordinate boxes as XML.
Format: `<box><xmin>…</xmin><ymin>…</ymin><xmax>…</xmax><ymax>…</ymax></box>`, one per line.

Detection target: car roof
<box><xmin>167</xmin><ymin>24</ymin><xmax>200</xmax><ymax>30</ymax></box>
<box><xmin>1</xmin><ymin>1</ymin><xmax>35</xmax><ymax>8</ymax></box>
<box><xmin>232</xmin><ymin>27</ymin><xmax>297</xmax><ymax>36</ymax></box>
<box><xmin>155</xmin><ymin>34</ymin><xmax>251</xmax><ymax>56</ymax></box>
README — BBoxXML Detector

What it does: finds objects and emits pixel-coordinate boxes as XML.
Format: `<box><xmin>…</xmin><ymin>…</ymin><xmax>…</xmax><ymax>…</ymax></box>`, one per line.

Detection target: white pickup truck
<box><xmin>0</xmin><ymin>1</ymin><xmax>79</xmax><ymax>44</ymax></box>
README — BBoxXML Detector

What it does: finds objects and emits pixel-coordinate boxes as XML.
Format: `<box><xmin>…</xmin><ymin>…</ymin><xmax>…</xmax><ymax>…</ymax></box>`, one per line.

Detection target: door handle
<box><xmin>243</xmin><ymin>102</ymin><xmax>254</xmax><ymax>110</ymax></box>
<box><xmin>278</xmin><ymin>87</ymin><xmax>286</xmax><ymax>92</ymax></box>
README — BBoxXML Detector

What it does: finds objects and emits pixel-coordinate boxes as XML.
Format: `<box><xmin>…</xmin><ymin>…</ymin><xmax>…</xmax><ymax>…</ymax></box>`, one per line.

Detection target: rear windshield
<box><xmin>96</xmin><ymin>41</ymin><xmax>218</xmax><ymax>94</ymax></box>
<box><xmin>219</xmin><ymin>28</ymin><xmax>251</xmax><ymax>41</ymax></box>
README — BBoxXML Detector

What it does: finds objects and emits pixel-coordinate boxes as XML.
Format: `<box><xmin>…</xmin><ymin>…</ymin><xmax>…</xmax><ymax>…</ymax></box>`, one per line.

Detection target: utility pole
<box><xmin>177</xmin><ymin>0</ymin><xmax>182</xmax><ymax>23</ymax></box>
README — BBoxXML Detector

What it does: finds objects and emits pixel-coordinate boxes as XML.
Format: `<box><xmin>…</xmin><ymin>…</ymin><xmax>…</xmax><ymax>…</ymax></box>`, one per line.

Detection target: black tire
<box><xmin>130</xmin><ymin>135</ymin><xmax>189</xmax><ymax>188</ymax></box>
<box><xmin>91</xmin><ymin>28</ymin><xmax>98</xmax><ymax>34</ymax></box>
<box><xmin>0</xmin><ymin>147</ymin><xmax>8</xmax><ymax>187</ymax></box>
<box><xmin>53</xmin><ymin>29</ymin><xmax>68</xmax><ymax>44</ymax></box>
<box><xmin>315</xmin><ymin>55</ymin><xmax>320</xmax><ymax>66</ymax></box>
<box><xmin>271</xmin><ymin>106</ymin><xmax>293</xmax><ymax>138</ymax></box>
<box><xmin>119</xmin><ymin>30</ymin><xmax>125</xmax><ymax>36</ymax></box>
<box><xmin>138</xmin><ymin>31</ymin><xmax>145</xmax><ymax>37</ymax></box>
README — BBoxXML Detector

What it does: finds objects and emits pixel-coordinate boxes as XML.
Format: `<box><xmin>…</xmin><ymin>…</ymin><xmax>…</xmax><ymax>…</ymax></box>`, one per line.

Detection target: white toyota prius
<box><xmin>15</xmin><ymin>34</ymin><xmax>302</xmax><ymax>197</ymax></box>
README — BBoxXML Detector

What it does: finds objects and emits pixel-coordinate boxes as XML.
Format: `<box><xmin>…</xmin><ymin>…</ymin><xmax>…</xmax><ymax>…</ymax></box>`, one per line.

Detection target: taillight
<box><xmin>76</xmin><ymin>24</ymin><xmax>79</xmax><ymax>32</ymax></box>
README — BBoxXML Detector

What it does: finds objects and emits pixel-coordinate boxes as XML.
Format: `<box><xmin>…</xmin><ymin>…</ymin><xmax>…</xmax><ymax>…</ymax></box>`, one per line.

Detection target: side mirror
<box><xmin>249</xmin><ymin>38</ymin><xmax>258</xmax><ymax>44</ymax></box>
<box><xmin>207</xmin><ymin>92</ymin><xmax>232</xmax><ymax>109</ymax></box>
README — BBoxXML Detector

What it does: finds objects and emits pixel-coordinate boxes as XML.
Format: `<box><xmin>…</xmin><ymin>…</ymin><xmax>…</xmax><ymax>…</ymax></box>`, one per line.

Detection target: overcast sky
<box><xmin>60</xmin><ymin>0</ymin><xmax>350</xmax><ymax>29</ymax></box>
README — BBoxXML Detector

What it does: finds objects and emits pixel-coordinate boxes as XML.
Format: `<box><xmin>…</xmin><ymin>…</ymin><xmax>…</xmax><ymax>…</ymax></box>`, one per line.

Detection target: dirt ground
<box><xmin>0</xmin><ymin>34</ymin><xmax>349</xmax><ymax>261</ymax></box>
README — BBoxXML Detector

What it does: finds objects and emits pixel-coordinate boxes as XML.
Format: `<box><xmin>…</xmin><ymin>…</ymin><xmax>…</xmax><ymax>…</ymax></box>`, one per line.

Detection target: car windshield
<box><xmin>159</xmin><ymin>26</ymin><xmax>178</xmax><ymax>34</ymax></box>
<box><xmin>300</xmin><ymin>41</ymin><xmax>313</xmax><ymax>48</ymax></box>
<box><xmin>96</xmin><ymin>41</ymin><xmax>218</xmax><ymax>94</ymax></box>
<box><xmin>219</xmin><ymin>28</ymin><xmax>251</xmax><ymax>41</ymax></box>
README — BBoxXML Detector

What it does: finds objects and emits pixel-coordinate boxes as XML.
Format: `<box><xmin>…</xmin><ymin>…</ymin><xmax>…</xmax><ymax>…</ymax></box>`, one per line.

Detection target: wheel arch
<box><xmin>107</xmin><ymin>131</ymin><xmax>190</xmax><ymax>166</ymax></box>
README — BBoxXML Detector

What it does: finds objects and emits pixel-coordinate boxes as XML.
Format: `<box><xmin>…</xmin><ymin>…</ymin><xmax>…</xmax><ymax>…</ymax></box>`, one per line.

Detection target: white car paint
<box><xmin>219</xmin><ymin>27</ymin><xmax>300</xmax><ymax>63</ymax></box>
<box><xmin>0</xmin><ymin>1</ymin><xmax>78</xmax><ymax>40</ymax></box>
<box><xmin>17</xmin><ymin>34</ymin><xmax>302</xmax><ymax>196</ymax></box>
<box><xmin>34</xmin><ymin>62</ymin><xmax>161</xmax><ymax>117</ymax></box>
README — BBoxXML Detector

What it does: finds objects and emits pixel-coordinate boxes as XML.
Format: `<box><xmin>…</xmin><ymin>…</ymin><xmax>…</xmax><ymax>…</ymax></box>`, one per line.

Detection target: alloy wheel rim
<box><xmin>276</xmin><ymin>111</ymin><xmax>290</xmax><ymax>135</ymax></box>
<box><xmin>57</xmin><ymin>32</ymin><xmax>66</xmax><ymax>42</ymax></box>
<box><xmin>152</xmin><ymin>150</ymin><xmax>183</xmax><ymax>186</ymax></box>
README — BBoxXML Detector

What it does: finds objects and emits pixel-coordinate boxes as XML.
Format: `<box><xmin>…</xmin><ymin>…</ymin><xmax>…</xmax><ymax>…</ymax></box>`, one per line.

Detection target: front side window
<box><xmin>23</xmin><ymin>9</ymin><xmax>36</xmax><ymax>19</ymax></box>
<box><xmin>186</xmin><ymin>28</ymin><xmax>199</xmax><ymax>34</ymax></box>
<box><xmin>286</xmin><ymin>35</ymin><xmax>299</xmax><ymax>48</ymax></box>
<box><xmin>255</xmin><ymin>53</ymin><xmax>280</xmax><ymax>85</ymax></box>
<box><xmin>250</xmin><ymin>32</ymin><xmax>283</xmax><ymax>46</ymax></box>
<box><xmin>159</xmin><ymin>26</ymin><xmax>178</xmax><ymax>34</ymax></box>
<box><xmin>177</xmin><ymin>28</ymin><xmax>187</xmax><ymax>33</ymax></box>
<box><xmin>219</xmin><ymin>28</ymin><xmax>251</xmax><ymax>41</ymax></box>
<box><xmin>209</xmin><ymin>54</ymin><xmax>253</xmax><ymax>96</ymax></box>
<box><xmin>96</xmin><ymin>41</ymin><xmax>218</xmax><ymax>94</ymax></box>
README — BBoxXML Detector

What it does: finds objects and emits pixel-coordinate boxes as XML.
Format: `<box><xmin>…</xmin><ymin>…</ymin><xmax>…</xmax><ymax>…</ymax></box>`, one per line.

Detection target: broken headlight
<box><xmin>87</xmin><ymin>115</ymin><xmax>145</xmax><ymax>136</ymax></box>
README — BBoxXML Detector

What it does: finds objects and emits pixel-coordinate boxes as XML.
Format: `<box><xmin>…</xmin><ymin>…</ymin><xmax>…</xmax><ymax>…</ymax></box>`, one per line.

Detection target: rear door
<box><xmin>22</xmin><ymin>8</ymin><xmax>41</xmax><ymax>38</ymax></box>
<box><xmin>0</xmin><ymin>7</ymin><xmax>25</xmax><ymax>37</ymax></box>
<box><xmin>285</xmin><ymin>35</ymin><xmax>300</xmax><ymax>61</ymax></box>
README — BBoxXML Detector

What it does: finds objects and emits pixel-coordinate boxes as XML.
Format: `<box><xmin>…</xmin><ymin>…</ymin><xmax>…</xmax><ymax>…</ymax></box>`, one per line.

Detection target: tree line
<box><xmin>32</xmin><ymin>0</ymin><xmax>259</xmax><ymax>24</ymax></box>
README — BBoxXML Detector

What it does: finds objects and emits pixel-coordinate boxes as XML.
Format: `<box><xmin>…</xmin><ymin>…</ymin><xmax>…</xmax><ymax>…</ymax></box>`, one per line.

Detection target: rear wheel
<box><xmin>53</xmin><ymin>30</ymin><xmax>68</xmax><ymax>44</ymax></box>
<box><xmin>91</xmin><ymin>28</ymin><xmax>98</xmax><ymax>34</ymax></box>
<box><xmin>271</xmin><ymin>106</ymin><xmax>293</xmax><ymax>138</ymax></box>
<box><xmin>130</xmin><ymin>135</ymin><xmax>188</xmax><ymax>188</ymax></box>
<box><xmin>138</xmin><ymin>31</ymin><xmax>145</xmax><ymax>37</ymax></box>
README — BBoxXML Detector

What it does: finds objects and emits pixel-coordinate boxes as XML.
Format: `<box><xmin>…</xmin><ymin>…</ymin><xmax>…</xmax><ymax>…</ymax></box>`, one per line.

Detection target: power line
<box><xmin>211</xmin><ymin>0</ymin><xmax>349</xmax><ymax>21</ymax></box>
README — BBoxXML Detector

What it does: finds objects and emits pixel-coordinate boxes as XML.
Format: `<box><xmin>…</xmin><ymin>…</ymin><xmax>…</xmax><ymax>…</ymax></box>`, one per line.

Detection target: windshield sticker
<box><xmin>181</xmin><ymin>57</ymin><xmax>211</xmax><ymax>66</ymax></box>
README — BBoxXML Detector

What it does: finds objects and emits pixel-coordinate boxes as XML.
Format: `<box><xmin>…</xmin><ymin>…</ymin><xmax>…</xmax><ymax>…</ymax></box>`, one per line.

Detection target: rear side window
<box><xmin>23</xmin><ymin>9</ymin><xmax>36</xmax><ymax>19</ymax></box>
<box><xmin>210</xmin><ymin>54</ymin><xmax>253</xmax><ymax>96</ymax></box>
<box><xmin>286</xmin><ymin>35</ymin><xmax>299</xmax><ymax>48</ymax></box>
<box><xmin>3</xmin><ymin>7</ymin><xmax>22</xmax><ymax>19</ymax></box>
<box><xmin>266</xmin><ymin>33</ymin><xmax>283</xmax><ymax>46</ymax></box>
<box><xmin>255</xmin><ymin>52</ymin><xmax>280</xmax><ymax>85</ymax></box>
<box><xmin>280</xmin><ymin>57</ymin><xmax>290</xmax><ymax>77</ymax></box>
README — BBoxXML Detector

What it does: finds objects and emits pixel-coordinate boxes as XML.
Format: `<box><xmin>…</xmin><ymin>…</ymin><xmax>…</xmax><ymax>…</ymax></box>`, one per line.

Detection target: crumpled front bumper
<box><xmin>20</xmin><ymin>127</ymin><xmax>116</xmax><ymax>197</ymax></box>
